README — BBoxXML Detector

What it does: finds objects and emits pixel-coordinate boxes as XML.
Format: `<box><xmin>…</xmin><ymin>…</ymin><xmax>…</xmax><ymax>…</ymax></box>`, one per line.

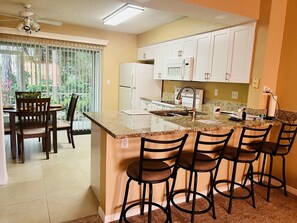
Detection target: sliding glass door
<box><xmin>0</xmin><ymin>38</ymin><xmax>101</xmax><ymax>133</ymax></box>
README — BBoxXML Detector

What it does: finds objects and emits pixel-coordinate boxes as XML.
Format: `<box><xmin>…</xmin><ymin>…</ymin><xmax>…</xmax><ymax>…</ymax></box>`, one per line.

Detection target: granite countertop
<box><xmin>84</xmin><ymin>109</ymin><xmax>274</xmax><ymax>139</ymax></box>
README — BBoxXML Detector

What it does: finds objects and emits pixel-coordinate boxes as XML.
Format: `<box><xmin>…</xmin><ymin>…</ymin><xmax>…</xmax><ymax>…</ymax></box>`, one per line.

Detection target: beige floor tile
<box><xmin>6</xmin><ymin>162</ymin><xmax>43</xmax><ymax>184</ymax></box>
<box><xmin>3</xmin><ymin>134</ymin><xmax>97</xmax><ymax>222</ymax></box>
<box><xmin>0</xmin><ymin>198</ymin><xmax>50</xmax><ymax>223</ymax></box>
<box><xmin>43</xmin><ymin>172</ymin><xmax>90</xmax><ymax>197</ymax></box>
<box><xmin>47</xmin><ymin>188</ymin><xmax>98</xmax><ymax>223</ymax></box>
<box><xmin>0</xmin><ymin>179</ymin><xmax>46</xmax><ymax>206</ymax></box>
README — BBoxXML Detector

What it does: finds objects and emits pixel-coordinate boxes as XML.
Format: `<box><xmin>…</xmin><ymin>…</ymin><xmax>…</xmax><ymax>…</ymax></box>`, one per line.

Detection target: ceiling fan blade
<box><xmin>35</xmin><ymin>19</ymin><xmax>62</xmax><ymax>26</ymax></box>
<box><xmin>0</xmin><ymin>13</ymin><xmax>20</xmax><ymax>19</ymax></box>
<box><xmin>0</xmin><ymin>18</ymin><xmax>20</xmax><ymax>22</ymax></box>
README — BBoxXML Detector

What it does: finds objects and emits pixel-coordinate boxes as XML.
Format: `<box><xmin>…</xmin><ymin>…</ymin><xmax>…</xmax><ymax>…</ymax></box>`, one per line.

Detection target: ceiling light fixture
<box><xmin>23</xmin><ymin>18</ymin><xmax>31</xmax><ymax>31</ymax></box>
<box><xmin>103</xmin><ymin>4</ymin><xmax>144</xmax><ymax>26</ymax></box>
<box><xmin>15</xmin><ymin>17</ymin><xmax>41</xmax><ymax>34</ymax></box>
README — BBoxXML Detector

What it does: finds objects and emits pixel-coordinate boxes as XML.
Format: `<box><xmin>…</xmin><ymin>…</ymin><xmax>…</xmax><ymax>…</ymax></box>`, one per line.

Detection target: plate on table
<box><xmin>50</xmin><ymin>104</ymin><xmax>63</xmax><ymax>108</ymax></box>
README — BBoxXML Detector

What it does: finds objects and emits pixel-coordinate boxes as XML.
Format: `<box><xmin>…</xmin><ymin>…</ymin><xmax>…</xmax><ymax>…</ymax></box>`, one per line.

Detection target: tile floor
<box><xmin>0</xmin><ymin>132</ymin><xmax>99</xmax><ymax>223</ymax></box>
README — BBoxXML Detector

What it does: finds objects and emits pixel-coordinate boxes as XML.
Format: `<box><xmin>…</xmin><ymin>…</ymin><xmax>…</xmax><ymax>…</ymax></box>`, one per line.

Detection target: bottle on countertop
<box><xmin>242</xmin><ymin>108</ymin><xmax>246</xmax><ymax>121</ymax></box>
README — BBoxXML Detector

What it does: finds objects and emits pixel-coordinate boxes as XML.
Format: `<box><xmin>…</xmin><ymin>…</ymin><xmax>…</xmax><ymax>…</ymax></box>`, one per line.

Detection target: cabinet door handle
<box><xmin>225</xmin><ymin>73</ymin><xmax>230</xmax><ymax>81</ymax></box>
<box><xmin>143</xmin><ymin>53</ymin><xmax>146</xmax><ymax>59</ymax></box>
<box><xmin>158</xmin><ymin>73</ymin><xmax>162</xmax><ymax>78</ymax></box>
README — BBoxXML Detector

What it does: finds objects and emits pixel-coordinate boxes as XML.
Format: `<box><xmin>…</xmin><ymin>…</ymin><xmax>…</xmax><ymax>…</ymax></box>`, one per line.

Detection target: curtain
<box><xmin>0</xmin><ymin>33</ymin><xmax>103</xmax><ymax>133</ymax></box>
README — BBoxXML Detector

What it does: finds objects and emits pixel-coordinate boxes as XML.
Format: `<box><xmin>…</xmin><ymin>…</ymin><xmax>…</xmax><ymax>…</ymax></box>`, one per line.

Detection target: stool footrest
<box><xmin>171</xmin><ymin>189</ymin><xmax>212</xmax><ymax>215</ymax></box>
<box><xmin>250</xmin><ymin>172</ymin><xmax>284</xmax><ymax>189</ymax></box>
<box><xmin>214</xmin><ymin>180</ymin><xmax>252</xmax><ymax>200</ymax></box>
<box><xmin>122</xmin><ymin>201</ymin><xmax>169</xmax><ymax>223</ymax></box>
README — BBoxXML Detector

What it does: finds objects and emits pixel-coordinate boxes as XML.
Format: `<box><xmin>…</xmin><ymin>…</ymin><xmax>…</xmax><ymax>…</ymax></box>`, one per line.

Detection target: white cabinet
<box><xmin>194</xmin><ymin>33</ymin><xmax>212</xmax><ymax>81</ymax></box>
<box><xmin>137</xmin><ymin>45</ymin><xmax>155</xmax><ymax>61</ymax></box>
<box><xmin>209</xmin><ymin>28</ymin><xmax>231</xmax><ymax>82</ymax></box>
<box><xmin>153</xmin><ymin>43</ymin><xmax>171</xmax><ymax>80</ymax></box>
<box><xmin>194</xmin><ymin>22</ymin><xmax>255</xmax><ymax>83</ymax></box>
<box><xmin>226</xmin><ymin>23</ymin><xmax>255</xmax><ymax>83</ymax></box>
<box><xmin>169</xmin><ymin>36</ymin><xmax>197</xmax><ymax>59</ymax></box>
<box><xmin>194</xmin><ymin>29</ymin><xmax>230</xmax><ymax>82</ymax></box>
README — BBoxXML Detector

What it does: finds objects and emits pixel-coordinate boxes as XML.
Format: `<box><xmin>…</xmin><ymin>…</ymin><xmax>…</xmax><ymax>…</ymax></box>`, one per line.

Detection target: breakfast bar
<box><xmin>84</xmin><ymin>110</ymin><xmax>275</xmax><ymax>222</ymax></box>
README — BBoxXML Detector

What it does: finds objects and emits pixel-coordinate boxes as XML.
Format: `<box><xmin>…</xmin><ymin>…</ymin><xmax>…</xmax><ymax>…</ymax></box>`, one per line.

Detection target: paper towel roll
<box><xmin>268</xmin><ymin>95</ymin><xmax>277</xmax><ymax>117</ymax></box>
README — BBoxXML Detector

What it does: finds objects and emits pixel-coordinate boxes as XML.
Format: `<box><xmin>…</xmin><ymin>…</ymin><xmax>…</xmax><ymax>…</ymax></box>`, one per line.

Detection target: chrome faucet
<box><xmin>176</xmin><ymin>86</ymin><xmax>196</xmax><ymax>121</ymax></box>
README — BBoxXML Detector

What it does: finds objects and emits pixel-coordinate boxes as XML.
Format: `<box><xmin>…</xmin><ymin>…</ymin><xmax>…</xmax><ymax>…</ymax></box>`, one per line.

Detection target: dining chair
<box><xmin>16</xmin><ymin>97</ymin><xmax>51</xmax><ymax>163</ymax></box>
<box><xmin>119</xmin><ymin>134</ymin><xmax>188</xmax><ymax>223</ymax></box>
<box><xmin>170</xmin><ymin>129</ymin><xmax>234</xmax><ymax>222</ymax></box>
<box><xmin>49</xmin><ymin>93</ymin><xmax>79</xmax><ymax>148</ymax></box>
<box><xmin>15</xmin><ymin>91</ymin><xmax>42</xmax><ymax>99</ymax></box>
<box><xmin>213</xmin><ymin>124</ymin><xmax>272</xmax><ymax>214</ymax></box>
<box><xmin>250</xmin><ymin>121</ymin><xmax>297</xmax><ymax>201</ymax></box>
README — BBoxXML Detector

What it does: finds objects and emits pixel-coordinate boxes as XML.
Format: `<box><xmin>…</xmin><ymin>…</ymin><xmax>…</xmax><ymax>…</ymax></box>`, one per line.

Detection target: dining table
<box><xmin>3</xmin><ymin>104</ymin><xmax>65</xmax><ymax>159</ymax></box>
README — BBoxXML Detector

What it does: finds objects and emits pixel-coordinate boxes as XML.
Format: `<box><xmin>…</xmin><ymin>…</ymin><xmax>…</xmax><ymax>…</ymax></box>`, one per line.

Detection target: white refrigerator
<box><xmin>119</xmin><ymin>63</ymin><xmax>162</xmax><ymax>110</ymax></box>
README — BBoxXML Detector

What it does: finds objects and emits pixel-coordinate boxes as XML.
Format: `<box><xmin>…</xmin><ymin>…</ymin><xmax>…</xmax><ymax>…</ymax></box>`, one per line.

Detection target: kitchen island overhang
<box><xmin>84</xmin><ymin>111</ymin><xmax>275</xmax><ymax>223</ymax></box>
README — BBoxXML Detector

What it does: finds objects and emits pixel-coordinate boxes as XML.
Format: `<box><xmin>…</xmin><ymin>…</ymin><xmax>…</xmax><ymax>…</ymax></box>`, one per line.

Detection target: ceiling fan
<box><xmin>0</xmin><ymin>3</ymin><xmax>62</xmax><ymax>34</ymax></box>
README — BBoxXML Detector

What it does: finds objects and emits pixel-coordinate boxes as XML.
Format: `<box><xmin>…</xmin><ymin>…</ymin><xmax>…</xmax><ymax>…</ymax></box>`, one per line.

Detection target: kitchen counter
<box><xmin>84</xmin><ymin>110</ymin><xmax>273</xmax><ymax>139</ymax></box>
<box><xmin>84</xmin><ymin>109</ymin><xmax>275</xmax><ymax>222</ymax></box>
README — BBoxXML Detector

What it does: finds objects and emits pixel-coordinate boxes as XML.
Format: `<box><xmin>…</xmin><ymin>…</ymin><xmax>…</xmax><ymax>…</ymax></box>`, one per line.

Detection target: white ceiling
<box><xmin>0</xmin><ymin>0</ymin><xmax>254</xmax><ymax>34</ymax></box>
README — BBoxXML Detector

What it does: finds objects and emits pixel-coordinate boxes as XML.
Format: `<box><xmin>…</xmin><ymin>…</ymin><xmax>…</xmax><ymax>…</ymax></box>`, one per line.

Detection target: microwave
<box><xmin>166</xmin><ymin>57</ymin><xmax>194</xmax><ymax>81</ymax></box>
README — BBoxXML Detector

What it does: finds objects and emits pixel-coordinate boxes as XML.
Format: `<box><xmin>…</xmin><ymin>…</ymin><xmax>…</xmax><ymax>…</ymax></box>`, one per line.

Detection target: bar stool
<box><xmin>170</xmin><ymin>129</ymin><xmax>234</xmax><ymax>223</ymax></box>
<box><xmin>119</xmin><ymin>134</ymin><xmax>188</xmax><ymax>223</ymax></box>
<box><xmin>214</xmin><ymin>125</ymin><xmax>272</xmax><ymax>214</ymax></box>
<box><xmin>250</xmin><ymin>122</ymin><xmax>297</xmax><ymax>201</ymax></box>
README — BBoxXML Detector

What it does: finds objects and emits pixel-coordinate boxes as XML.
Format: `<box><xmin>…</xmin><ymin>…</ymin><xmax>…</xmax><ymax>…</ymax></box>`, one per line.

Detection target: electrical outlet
<box><xmin>231</xmin><ymin>91</ymin><xmax>238</xmax><ymax>99</ymax></box>
<box><xmin>121</xmin><ymin>138</ymin><xmax>128</xmax><ymax>148</ymax></box>
<box><xmin>214</xmin><ymin>89</ymin><xmax>218</xmax><ymax>96</ymax></box>
<box><xmin>263</xmin><ymin>86</ymin><xmax>271</xmax><ymax>93</ymax></box>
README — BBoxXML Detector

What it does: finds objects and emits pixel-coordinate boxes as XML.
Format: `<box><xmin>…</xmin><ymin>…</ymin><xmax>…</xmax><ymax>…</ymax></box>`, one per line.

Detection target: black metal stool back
<box><xmin>170</xmin><ymin>129</ymin><xmax>234</xmax><ymax>223</ymax></box>
<box><xmin>214</xmin><ymin>124</ymin><xmax>272</xmax><ymax>214</ymax></box>
<box><xmin>252</xmin><ymin>122</ymin><xmax>297</xmax><ymax>201</ymax></box>
<box><xmin>119</xmin><ymin>134</ymin><xmax>188</xmax><ymax>223</ymax></box>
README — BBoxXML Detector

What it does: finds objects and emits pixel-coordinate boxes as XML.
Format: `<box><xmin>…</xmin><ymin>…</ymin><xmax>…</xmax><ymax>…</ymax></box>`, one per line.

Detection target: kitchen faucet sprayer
<box><xmin>176</xmin><ymin>86</ymin><xmax>196</xmax><ymax>121</ymax></box>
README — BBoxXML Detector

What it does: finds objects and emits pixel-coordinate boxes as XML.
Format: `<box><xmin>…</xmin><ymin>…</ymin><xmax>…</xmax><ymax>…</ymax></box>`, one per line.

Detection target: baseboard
<box><xmin>286</xmin><ymin>185</ymin><xmax>297</xmax><ymax>196</ymax></box>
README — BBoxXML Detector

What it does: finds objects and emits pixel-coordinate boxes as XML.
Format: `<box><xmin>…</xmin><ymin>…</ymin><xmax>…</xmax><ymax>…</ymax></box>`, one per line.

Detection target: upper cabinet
<box><xmin>168</xmin><ymin>36</ymin><xmax>197</xmax><ymax>59</ymax></box>
<box><xmin>194</xmin><ymin>33</ymin><xmax>212</xmax><ymax>82</ymax></box>
<box><xmin>153</xmin><ymin>42</ymin><xmax>171</xmax><ymax>80</ymax></box>
<box><xmin>138</xmin><ymin>22</ymin><xmax>256</xmax><ymax>83</ymax></box>
<box><xmin>193</xmin><ymin>22</ymin><xmax>255</xmax><ymax>83</ymax></box>
<box><xmin>137</xmin><ymin>45</ymin><xmax>155</xmax><ymax>61</ymax></box>
<box><xmin>226</xmin><ymin>23</ymin><xmax>256</xmax><ymax>83</ymax></box>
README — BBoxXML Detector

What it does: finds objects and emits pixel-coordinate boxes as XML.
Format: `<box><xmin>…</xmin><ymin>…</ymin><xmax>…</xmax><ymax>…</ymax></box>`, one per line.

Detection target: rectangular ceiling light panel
<box><xmin>103</xmin><ymin>4</ymin><xmax>144</xmax><ymax>26</ymax></box>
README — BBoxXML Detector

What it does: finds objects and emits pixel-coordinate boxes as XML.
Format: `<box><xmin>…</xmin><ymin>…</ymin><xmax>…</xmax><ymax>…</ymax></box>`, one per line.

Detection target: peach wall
<box><xmin>184</xmin><ymin>0</ymin><xmax>260</xmax><ymax>19</ymax></box>
<box><xmin>246</xmin><ymin>0</ymin><xmax>271</xmax><ymax>108</ymax></box>
<box><xmin>274</xmin><ymin>0</ymin><xmax>297</xmax><ymax>189</ymax></box>
<box><xmin>256</xmin><ymin>0</ymin><xmax>287</xmax><ymax>107</ymax></box>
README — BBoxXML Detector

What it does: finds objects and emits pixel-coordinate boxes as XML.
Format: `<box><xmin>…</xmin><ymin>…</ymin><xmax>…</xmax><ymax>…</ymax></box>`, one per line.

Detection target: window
<box><xmin>0</xmin><ymin>34</ymin><xmax>102</xmax><ymax>133</ymax></box>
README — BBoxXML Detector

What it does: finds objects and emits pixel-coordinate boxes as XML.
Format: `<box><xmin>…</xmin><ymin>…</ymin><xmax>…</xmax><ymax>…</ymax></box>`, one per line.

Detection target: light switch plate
<box><xmin>252</xmin><ymin>78</ymin><xmax>260</xmax><ymax>89</ymax></box>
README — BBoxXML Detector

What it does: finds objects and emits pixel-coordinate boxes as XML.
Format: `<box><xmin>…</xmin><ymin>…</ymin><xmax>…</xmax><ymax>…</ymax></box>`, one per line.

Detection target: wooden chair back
<box><xmin>15</xmin><ymin>91</ymin><xmax>42</xmax><ymax>99</ymax></box>
<box><xmin>16</xmin><ymin>98</ymin><xmax>51</xmax><ymax>135</ymax></box>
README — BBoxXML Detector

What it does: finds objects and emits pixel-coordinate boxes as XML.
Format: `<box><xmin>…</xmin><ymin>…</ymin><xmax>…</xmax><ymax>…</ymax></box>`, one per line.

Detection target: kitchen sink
<box><xmin>149</xmin><ymin>110</ymin><xmax>207</xmax><ymax>117</ymax></box>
